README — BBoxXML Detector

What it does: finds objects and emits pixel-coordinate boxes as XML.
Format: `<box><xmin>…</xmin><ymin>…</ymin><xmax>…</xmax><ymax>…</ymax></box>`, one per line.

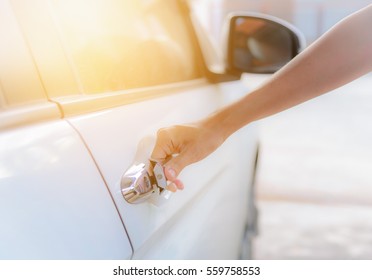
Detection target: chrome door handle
<box><xmin>121</xmin><ymin>160</ymin><xmax>170</xmax><ymax>204</ymax></box>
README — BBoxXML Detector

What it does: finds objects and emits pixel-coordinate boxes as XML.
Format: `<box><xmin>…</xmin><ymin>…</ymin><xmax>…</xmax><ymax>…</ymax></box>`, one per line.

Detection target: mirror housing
<box><xmin>224</xmin><ymin>13</ymin><xmax>306</xmax><ymax>75</ymax></box>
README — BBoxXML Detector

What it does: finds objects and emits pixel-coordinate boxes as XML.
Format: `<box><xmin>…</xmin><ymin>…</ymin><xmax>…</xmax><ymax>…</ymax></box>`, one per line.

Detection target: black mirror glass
<box><xmin>231</xmin><ymin>17</ymin><xmax>295</xmax><ymax>73</ymax></box>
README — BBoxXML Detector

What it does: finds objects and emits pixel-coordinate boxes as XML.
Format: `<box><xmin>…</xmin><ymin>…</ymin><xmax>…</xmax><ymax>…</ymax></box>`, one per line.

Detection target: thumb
<box><xmin>163</xmin><ymin>157</ymin><xmax>185</xmax><ymax>191</ymax></box>
<box><xmin>163</xmin><ymin>152</ymin><xmax>191</xmax><ymax>181</ymax></box>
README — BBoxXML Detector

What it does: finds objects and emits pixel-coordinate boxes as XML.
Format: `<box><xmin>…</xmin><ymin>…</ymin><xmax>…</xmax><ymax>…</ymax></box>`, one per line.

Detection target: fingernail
<box><xmin>167</xmin><ymin>168</ymin><xmax>177</xmax><ymax>179</ymax></box>
<box><xmin>176</xmin><ymin>180</ymin><xmax>184</xmax><ymax>190</ymax></box>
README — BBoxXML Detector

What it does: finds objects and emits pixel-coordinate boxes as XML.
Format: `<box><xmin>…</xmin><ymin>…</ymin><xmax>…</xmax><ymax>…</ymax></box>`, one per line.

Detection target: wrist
<box><xmin>201</xmin><ymin>95</ymin><xmax>256</xmax><ymax>141</ymax></box>
<box><xmin>200</xmin><ymin>110</ymin><xmax>233</xmax><ymax>142</ymax></box>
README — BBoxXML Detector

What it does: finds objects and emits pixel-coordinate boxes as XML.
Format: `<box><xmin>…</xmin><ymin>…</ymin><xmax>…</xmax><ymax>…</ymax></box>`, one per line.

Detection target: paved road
<box><xmin>251</xmin><ymin>73</ymin><xmax>372</xmax><ymax>259</ymax></box>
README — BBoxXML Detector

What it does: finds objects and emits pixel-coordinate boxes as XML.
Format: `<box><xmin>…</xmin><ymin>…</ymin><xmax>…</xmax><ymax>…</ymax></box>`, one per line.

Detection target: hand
<box><xmin>151</xmin><ymin>121</ymin><xmax>224</xmax><ymax>192</ymax></box>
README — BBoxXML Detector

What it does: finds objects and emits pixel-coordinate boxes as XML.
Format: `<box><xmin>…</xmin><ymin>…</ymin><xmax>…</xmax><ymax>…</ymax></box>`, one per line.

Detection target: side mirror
<box><xmin>225</xmin><ymin>13</ymin><xmax>306</xmax><ymax>74</ymax></box>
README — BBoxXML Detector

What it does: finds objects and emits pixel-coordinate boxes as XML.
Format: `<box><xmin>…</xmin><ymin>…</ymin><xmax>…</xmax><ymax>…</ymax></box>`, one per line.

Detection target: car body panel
<box><xmin>0</xmin><ymin>121</ymin><xmax>132</xmax><ymax>259</ymax></box>
<box><xmin>67</xmin><ymin>80</ymin><xmax>258</xmax><ymax>259</ymax></box>
<box><xmin>0</xmin><ymin>0</ymin><xmax>279</xmax><ymax>259</ymax></box>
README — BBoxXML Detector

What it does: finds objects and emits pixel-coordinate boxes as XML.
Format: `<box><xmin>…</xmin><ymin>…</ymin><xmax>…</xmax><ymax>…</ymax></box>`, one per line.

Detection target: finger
<box><xmin>164</xmin><ymin>178</ymin><xmax>183</xmax><ymax>192</ymax></box>
<box><xmin>164</xmin><ymin>166</ymin><xmax>178</xmax><ymax>181</ymax></box>
<box><xmin>164</xmin><ymin>151</ymin><xmax>192</xmax><ymax>179</ymax></box>
<box><xmin>174</xmin><ymin>179</ymin><xmax>184</xmax><ymax>190</ymax></box>
<box><xmin>150</xmin><ymin>129</ymin><xmax>175</xmax><ymax>162</ymax></box>
<box><xmin>150</xmin><ymin>142</ymin><xmax>168</xmax><ymax>163</ymax></box>
<box><xmin>167</xmin><ymin>182</ymin><xmax>177</xmax><ymax>192</ymax></box>
<box><xmin>164</xmin><ymin>163</ymin><xmax>185</xmax><ymax>191</ymax></box>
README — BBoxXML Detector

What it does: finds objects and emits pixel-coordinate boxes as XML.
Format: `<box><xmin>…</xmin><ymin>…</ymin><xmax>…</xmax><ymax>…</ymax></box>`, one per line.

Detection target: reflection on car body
<box><xmin>0</xmin><ymin>0</ymin><xmax>303</xmax><ymax>259</ymax></box>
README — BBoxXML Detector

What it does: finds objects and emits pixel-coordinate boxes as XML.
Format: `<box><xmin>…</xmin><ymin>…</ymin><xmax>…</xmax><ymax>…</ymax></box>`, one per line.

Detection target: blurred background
<box><xmin>193</xmin><ymin>0</ymin><xmax>369</xmax><ymax>43</ymax></box>
<box><xmin>193</xmin><ymin>0</ymin><xmax>372</xmax><ymax>259</ymax></box>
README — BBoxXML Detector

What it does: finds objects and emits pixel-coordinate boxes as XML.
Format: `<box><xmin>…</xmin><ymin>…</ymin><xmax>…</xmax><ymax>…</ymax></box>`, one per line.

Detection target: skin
<box><xmin>151</xmin><ymin>4</ymin><xmax>372</xmax><ymax>192</ymax></box>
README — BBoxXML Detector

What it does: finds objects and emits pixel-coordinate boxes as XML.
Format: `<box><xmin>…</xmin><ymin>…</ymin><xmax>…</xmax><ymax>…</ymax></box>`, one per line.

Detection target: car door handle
<box><xmin>121</xmin><ymin>160</ymin><xmax>169</xmax><ymax>204</ymax></box>
<box><xmin>120</xmin><ymin>136</ymin><xmax>171</xmax><ymax>205</ymax></box>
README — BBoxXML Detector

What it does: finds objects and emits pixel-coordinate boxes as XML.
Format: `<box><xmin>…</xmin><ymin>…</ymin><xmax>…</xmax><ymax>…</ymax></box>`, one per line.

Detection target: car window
<box><xmin>15</xmin><ymin>0</ymin><xmax>202</xmax><ymax>97</ymax></box>
<box><xmin>0</xmin><ymin>0</ymin><xmax>47</xmax><ymax>108</ymax></box>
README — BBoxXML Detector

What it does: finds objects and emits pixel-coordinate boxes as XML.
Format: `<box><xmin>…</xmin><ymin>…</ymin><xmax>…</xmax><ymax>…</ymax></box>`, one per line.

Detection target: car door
<box><xmin>14</xmin><ymin>0</ymin><xmax>259</xmax><ymax>259</ymax></box>
<box><xmin>0</xmin><ymin>0</ymin><xmax>132</xmax><ymax>259</ymax></box>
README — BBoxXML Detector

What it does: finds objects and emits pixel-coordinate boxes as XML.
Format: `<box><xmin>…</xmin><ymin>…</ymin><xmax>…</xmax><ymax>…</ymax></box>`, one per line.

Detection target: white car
<box><xmin>0</xmin><ymin>0</ymin><xmax>304</xmax><ymax>259</ymax></box>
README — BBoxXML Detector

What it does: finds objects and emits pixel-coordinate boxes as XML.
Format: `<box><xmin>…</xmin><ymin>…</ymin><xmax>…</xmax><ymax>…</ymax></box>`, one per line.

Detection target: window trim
<box><xmin>0</xmin><ymin>102</ymin><xmax>61</xmax><ymax>131</ymax></box>
<box><xmin>52</xmin><ymin>78</ymin><xmax>208</xmax><ymax>117</ymax></box>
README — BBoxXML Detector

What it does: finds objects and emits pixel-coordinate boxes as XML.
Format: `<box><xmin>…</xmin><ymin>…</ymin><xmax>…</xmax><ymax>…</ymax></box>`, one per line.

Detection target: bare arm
<box><xmin>152</xmin><ymin>5</ymin><xmax>372</xmax><ymax>191</ymax></box>
<box><xmin>209</xmin><ymin>4</ymin><xmax>372</xmax><ymax>139</ymax></box>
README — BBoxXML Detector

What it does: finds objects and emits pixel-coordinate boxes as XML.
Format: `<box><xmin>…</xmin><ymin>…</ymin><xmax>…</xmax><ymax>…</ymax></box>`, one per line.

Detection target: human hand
<box><xmin>151</xmin><ymin>121</ymin><xmax>224</xmax><ymax>192</ymax></box>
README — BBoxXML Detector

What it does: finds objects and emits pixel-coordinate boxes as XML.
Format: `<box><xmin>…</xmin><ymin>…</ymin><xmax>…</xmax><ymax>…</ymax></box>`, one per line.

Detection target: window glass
<box><xmin>0</xmin><ymin>0</ymin><xmax>46</xmax><ymax>108</ymax></box>
<box><xmin>49</xmin><ymin>0</ymin><xmax>201</xmax><ymax>94</ymax></box>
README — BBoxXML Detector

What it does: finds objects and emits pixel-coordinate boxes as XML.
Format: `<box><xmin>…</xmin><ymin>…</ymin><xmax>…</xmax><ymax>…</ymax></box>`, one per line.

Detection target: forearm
<box><xmin>207</xmin><ymin>4</ymin><xmax>372</xmax><ymax>140</ymax></box>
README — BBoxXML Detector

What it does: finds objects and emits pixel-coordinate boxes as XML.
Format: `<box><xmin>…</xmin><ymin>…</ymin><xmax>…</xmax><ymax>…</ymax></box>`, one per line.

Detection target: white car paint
<box><xmin>0</xmin><ymin>120</ymin><xmax>132</xmax><ymax>259</ymax></box>
<box><xmin>68</xmin><ymin>80</ymin><xmax>258</xmax><ymax>259</ymax></box>
<box><xmin>0</xmin><ymin>0</ymin><xmax>259</xmax><ymax>259</ymax></box>
<box><xmin>0</xmin><ymin>0</ymin><xmax>303</xmax><ymax>259</ymax></box>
